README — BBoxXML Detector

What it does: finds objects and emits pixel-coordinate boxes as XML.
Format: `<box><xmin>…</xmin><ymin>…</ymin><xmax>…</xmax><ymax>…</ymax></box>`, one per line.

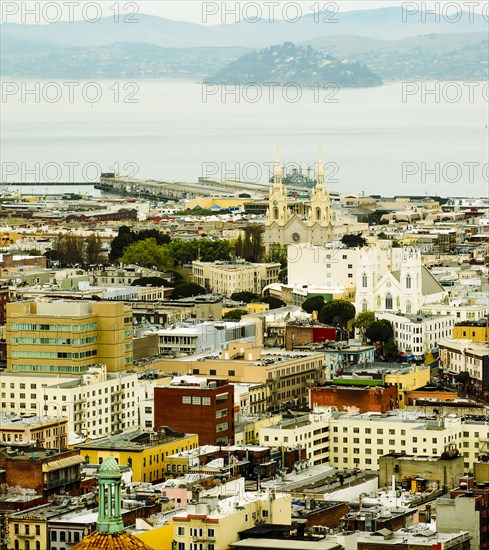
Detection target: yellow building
<box><xmin>76</xmin><ymin>429</ymin><xmax>199</xmax><ymax>483</ymax></box>
<box><xmin>453</xmin><ymin>324</ymin><xmax>489</xmax><ymax>343</ymax></box>
<box><xmin>7</xmin><ymin>300</ymin><xmax>133</xmax><ymax>374</ymax></box>
<box><xmin>384</xmin><ymin>364</ymin><xmax>431</xmax><ymax>407</ymax></box>
<box><xmin>172</xmin><ymin>493</ymin><xmax>291</xmax><ymax>549</ymax></box>
<box><xmin>186</xmin><ymin>197</ymin><xmax>247</xmax><ymax>211</ymax></box>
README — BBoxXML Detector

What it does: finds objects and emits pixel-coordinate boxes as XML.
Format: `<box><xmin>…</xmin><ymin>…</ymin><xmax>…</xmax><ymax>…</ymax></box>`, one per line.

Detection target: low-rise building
<box><xmin>192</xmin><ymin>259</ymin><xmax>281</xmax><ymax>295</ymax></box>
<box><xmin>172</xmin><ymin>492</ymin><xmax>291</xmax><ymax>550</ymax></box>
<box><xmin>76</xmin><ymin>428</ymin><xmax>199</xmax><ymax>484</ymax></box>
<box><xmin>0</xmin><ymin>445</ymin><xmax>84</xmax><ymax>498</ymax></box>
<box><xmin>147</xmin><ymin>342</ymin><xmax>328</xmax><ymax>411</ymax></box>
<box><xmin>259</xmin><ymin>413</ymin><xmax>331</xmax><ymax>466</ymax></box>
<box><xmin>439</xmin><ymin>338</ymin><xmax>489</xmax><ymax>392</ymax></box>
<box><xmin>144</xmin><ymin>319</ymin><xmax>256</xmax><ymax>356</ymax></box>
<box><xmin>0</xmin><ymin>413</ymin><xmax>68</xmax><ymax>449</ymax></box>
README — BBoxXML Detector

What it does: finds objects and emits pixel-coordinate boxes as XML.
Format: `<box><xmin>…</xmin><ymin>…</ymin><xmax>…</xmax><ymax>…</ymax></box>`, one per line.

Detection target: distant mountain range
<box><xmin>1</xmin><ymin>8</ymin><xmax>487</xmax><ymax>80</ymax></box>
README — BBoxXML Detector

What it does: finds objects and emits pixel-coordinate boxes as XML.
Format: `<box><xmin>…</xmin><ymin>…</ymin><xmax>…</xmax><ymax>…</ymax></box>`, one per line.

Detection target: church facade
<box><xmin>264</xmin><ymin>158</ymin><xmax>335</xmax><ymax>250</ymax></box>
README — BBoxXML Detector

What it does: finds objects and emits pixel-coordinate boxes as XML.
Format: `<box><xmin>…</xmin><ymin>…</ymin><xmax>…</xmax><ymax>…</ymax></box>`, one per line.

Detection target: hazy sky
<box><xmin>3</xmin><ymin>0</ymin><xmax>485</xmax><ymax>25</ymax></box>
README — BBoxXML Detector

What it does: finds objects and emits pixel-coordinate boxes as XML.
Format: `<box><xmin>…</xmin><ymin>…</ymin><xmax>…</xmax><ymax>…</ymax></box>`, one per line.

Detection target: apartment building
<box><xmin>0</xmin><ymin>364</ymin><xmax>139</xmax><ymax>439</ymax></box>
<box><xmin>453</xmin><ymin>322</ymin><xmax>489</xmax><ymax>343</ymax></box>
<box><xmin>439</xmin><ymin>338</ymin><xmax>489</xmax><ymax>386</ymax></box>
<box><xmin>7</xmin><ymin>300</ymin><xmax>133</xmax><ymax>374</ymax></box>
<box><xmin>192</xmin><ymin>259</ymin><xmax>281</xmax><ymax>295</ymax></box>
<box><xmin>76</xmin><ymin>428</ymin><xmax>199</xmax><ymax>483</ymax></box>
<box><xmin>172</xmin><ymin>493</ymin><xmax>291</xmax><ymax>550</ymax></box>
<box><xmin>377</xmin><ymin>311</ymin><xmax>455</xmax><ymax>355</ymax></box>
<box><xmin>0</xmin><ymin>413</ymin><xmax>68</xmax><ymax>449</ymax></box>
<box><xmin>420</xmin><ymin>302</ymin><xmax>487</xmax><ymax>323</ymax></box>
<box><xmin>328</xmin><ymin>411</ymin><xmax>489</xmax><ymax>471</ymax></box>
<box><xmin>150</xmin><ymin>342</ymin><xmax>328</xmax><ymax>411</ymax></box>
<box><xmin>259</xmin><ymin>413</ymin><xmax>331</xmax><ymax>465</ymax></box>
<box><xmin>154</xmin><ymin>377</ymin><xmax>235</xmax><ymax>445</ymax></box>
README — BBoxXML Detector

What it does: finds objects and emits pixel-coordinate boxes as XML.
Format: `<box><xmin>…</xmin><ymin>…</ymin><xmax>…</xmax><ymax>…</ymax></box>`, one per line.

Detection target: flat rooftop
<box><xmin>76</xmin><ymin>429</ymin><xmax>196</xmax><ymax>451</ymax></box>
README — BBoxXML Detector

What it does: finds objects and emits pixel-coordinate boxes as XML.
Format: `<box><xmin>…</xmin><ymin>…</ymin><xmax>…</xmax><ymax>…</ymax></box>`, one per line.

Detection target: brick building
<box><xmin>154</xmin><ymin>377</ymin><xmax>234</xmax><ymax>445</ymax></box>
<box><xmin>285</xmin><ymin>323</ymin><xmax>337</xmax><ymax>351</ymax></box>
<box><xmin>310</xmin><ymin>383</ymin><xmax>398</xmax><ymax>413</ymax></box>
<box><xmin>0</xmin><ymin>445</ymin><xmax>84</xmax><ymax>498</ymax></box>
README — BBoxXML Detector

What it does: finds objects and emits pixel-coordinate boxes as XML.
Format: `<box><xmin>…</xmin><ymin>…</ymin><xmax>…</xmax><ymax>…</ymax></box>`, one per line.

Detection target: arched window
<box><xmin>273</xmin><ymin>207</ymin><xmax>279</xmax><ymax>220</ymax></box>
<box><xmin>406</xmin><ymin>300</ymin><xmax>412</xmax><ymax>314</ymax></box>
<box><xmin>362</xmin><ymin>299</ymin><xmax>368</xmax><ymax>313</ymax></box>
<box><xmin>362</xmin><ymin>273</ymin><xmax>368</xmax><ymax>288</ymax></box>
<box><xmin>406</xmin><ymin>274</ymin><xmax>411</xmax><ymax>289</ymax></box>
<box><xmin>385</xmin><ymin>293</ymin><xmax>393</xmax><ymax>310</ymax></box>
<box><xmin>376</xmin><ymin>295</ymin><xmax>381</xmax><ymax>308</ymax></box>
<box><xmin>316</xmin><ymin>207</ymin><xmax>321</xmax><ymax>221</ymax></box>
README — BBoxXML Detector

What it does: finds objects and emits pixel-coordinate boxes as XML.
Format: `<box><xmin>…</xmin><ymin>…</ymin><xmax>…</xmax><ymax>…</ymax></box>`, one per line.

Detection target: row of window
<box><xmin>12</xmin><ymin>350</ymin><xmax>97</xmax><ymax>359</ymax></box>
<box><xmin>10</xmin><ymin>322</ymin><xmax>97</xmax><ymax>331</ymax></box>
<box><xmin>182</xmin><ymin>396</ymin><xmax>212</xmax><ymax>405</ymax></box>
<box><xmin>10</xmin><ymin>336</ymin><xmax>97</xmax><ymax>345</ymax></box>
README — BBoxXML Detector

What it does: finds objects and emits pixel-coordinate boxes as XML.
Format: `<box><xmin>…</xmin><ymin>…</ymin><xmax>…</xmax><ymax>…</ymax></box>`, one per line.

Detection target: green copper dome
<box><xmin>98</xmin><ymin>457</ymin><xmax>121</xmax><ymax>478</ymax></box>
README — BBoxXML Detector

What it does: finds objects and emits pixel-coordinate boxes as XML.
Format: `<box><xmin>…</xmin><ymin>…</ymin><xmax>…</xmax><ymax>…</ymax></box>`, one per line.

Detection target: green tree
<box><xmin>353</xmin><ymin>311</ymin><xmax>376</xmax><ymax>342</ymax></box>
<box><xmin>223</xmin><ymin>309</ymin><xmax>248</xmax><ymax>320</ymax></box>
<box><xmin>230</xmin><ymin>291</ymin><xmax>259</xmax><ymax>303</ymax></box>
<box><xmin>172</xmin><ymin>282</ymin><xmax>206</xmax><ymax>299</ymax></box>
<box><xmin>109</xmin><ymin>226</ymin><xmax>134</xmax><ymax>262</ymax></box>
<box><xmin>365</xmin><ymin>319</ymin><xmax>394</xmax><ymax>344</ymax></box>
<box><xmin>118</xmin><ymin>238</ymin><xmax>173</xmax><ymax>271</ymax></box>
<box><xmin>318</xmin><ymin>300</ymin><xmax>356</xmax><ymax>328</ymax></box>
<box><xmin>235</xmin><ymin>235</ymin><xmax>244</xmax><ymax>259</ymax></box>
<box><xmin>259</xmin><ymin>296</ymin><xmax>285</xmax><ymax>309</ymax></box>
<box><xmin>341</xmin><ymin>234</ymin><xmax>367</xmax><ymax>248</ymax></box>
<box><xmin>51</xmin><ymin>234</ymin><xmax>85</xmax><ymax>266</ymax></box>
<box><xmin>278</xmin><ymin>268</ymin><xmax>287</xmax><ymax>283</ymax></box>
<box><xmin>243</xmin><ymin>225</ymin><xmax>263</xmax><ymax>263</ymax></box>
<box><xmin>302</xmin><ymin>295</ymin><xmax>325</xmax><ymax>314</ymax></box>
<box><xmin>131</xmin><ymin>277</ymin><xmax>172</xmax><ymax>287</ymax></box>
<box><xmin>85</xmin><ymin>233</ymin><xmax>103</xmax><ymax>265</ymax></box>
<box><xmin>265</xmin><ymin>243</ymin><xmax>288</xmax><ymax>267</ymax></box>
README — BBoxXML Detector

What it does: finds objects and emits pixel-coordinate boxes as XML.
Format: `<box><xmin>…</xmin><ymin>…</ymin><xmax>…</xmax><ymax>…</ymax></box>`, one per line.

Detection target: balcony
<box><xmin>44</xmin><ymin>476</ymin><xmax>81</xmax><ymax>490</ymax></box>
<box><xmin>192</xmin><ymin>535</ymin><xmax>216</xmax><ymax>542</ymax></box>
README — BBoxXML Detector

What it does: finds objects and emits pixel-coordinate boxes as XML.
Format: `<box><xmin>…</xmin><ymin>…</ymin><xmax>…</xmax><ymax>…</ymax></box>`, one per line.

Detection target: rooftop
<box><xmin>76</xmin><ymin>428</ymin><xmax>195</xmax><ymax>452</ymax></box>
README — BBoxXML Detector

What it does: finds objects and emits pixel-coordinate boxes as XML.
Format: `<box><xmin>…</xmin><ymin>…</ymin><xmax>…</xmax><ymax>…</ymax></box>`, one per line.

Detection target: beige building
<box><xmin>0</xmin><ymin>413</ymin><xmax>68</xmax><ymax>449</ymax></box>
<box><xmin>327</xmin><ymin>410</ymin><xmax>489</xmax><ymax>471</ymax></box>
<box><xmin>0</xmin><ymin>365</ymin><xmax>139</xmax><ymax>439</ymax></box>
<box><xmin>172</xmin><ymin>492</ymin><xmax>291</xmax><ymax>550</ymax></box>
<box><xmin>7</xmin><ymin>300</ymin><xmax>133</xmax><ymax>374</ymax></box>
<box><xmin>192</xmin><ymin>260</ymin><xmax>281</xmax><ymax>295</ymax></box>
<box><xmin>259</xmin><ymin>413</ymin><xmax>331</xmax><ymax>465</ymax></box>
<box><xmin>145</xmin><ymin>342</ymin><xmax>327</xmax><ymax>411</ymax></box>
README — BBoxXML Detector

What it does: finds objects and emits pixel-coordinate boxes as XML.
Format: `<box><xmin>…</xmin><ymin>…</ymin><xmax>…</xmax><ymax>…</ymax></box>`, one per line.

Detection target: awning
<box><xmin>42</xmin><ymin>455</ymin><xmax>85</xmax><ymax>473</ymax></box>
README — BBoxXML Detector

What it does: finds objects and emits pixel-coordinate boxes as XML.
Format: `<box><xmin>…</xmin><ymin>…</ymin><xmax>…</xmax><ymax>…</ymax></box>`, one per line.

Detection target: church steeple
<box><xmin>96</xmin><ymin>457</ymin><xmax>124</xmax><ymax>534</ymax></box>
<box><xmin>267</xmin><ymin>147</ymin><xmax>289</xmax><ymax>224</ymax></box>
<box><xmin>309</xmin><ymin>147</ymin><xmax>332</xmax><ymax>227</ymax></box>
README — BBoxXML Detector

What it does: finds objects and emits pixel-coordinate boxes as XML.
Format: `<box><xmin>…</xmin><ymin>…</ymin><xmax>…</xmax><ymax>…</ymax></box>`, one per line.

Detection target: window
<box><xmin>228</xmin><ymin>370</ymin><xmax>235</xmax><ymax>376</ymax></box>
<box><xmin>144</xmin><ymin>407</ymin><xmax>152</xmax><ymax>414</ymax></box>
<box><xmin>406</xmin><ymin>274</ymin><xmax>411</xmax><ymax>289</ymax></box>
<box><xmin>385</xmin><ymin>293</ymin><xmax>393</xmax><ymax>310</ymax></box>
<box><xmin>362</xmin><ymin>273</ymin><xmax>368</xmax><ymax>287</ymax></box>
<box><xmin>35</xmin><ymin>526</ymin><xmax>40</xmax><ymax>536</ymax></box>
<box><xmin>182</xmin><ymin>396</ymin><xmax>191</xmax><ymax>404</ymax></box>
<box><xmin>177</xmin><ymin>527</ymin><xmax>185</xmax><ymax>536</ymax></box>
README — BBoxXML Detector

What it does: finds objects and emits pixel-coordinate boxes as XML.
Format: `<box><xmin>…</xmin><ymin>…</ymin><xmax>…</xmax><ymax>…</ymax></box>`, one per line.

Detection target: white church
<box><xmin>264</xmin><ymin>154</ymin><xmax>366</xmax><ymax>251</ymax></box>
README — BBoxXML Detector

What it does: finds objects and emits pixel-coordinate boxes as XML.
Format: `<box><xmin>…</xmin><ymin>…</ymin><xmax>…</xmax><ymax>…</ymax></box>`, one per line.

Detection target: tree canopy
<box><xmin>259</xmin><ymin>296</ymin><xmax>286</xmax><ymax>310</ymax></box>
<box><xmin>171</xmin><ymin>282</ymin><xmax>207</xmax><ymax>299</ymax></box>
<box><xmin>118</xmin><ymin>238</ymin><xmax>174</xmax><ymax>271</ymax></box>
<box><xmin>230</xmin><ymin>291</ymin><xmax>259</xmax><ymax>303</ymax></box>
<box><xmin>365</xmin><ymin>319</ymin><xmax>394</xmax><ymax>344</ymax></box>
<box><xmin>341</xmin><ymin>234</ymin><xmax>367</xmax><ymax>248</ymax></box>
<box><xmin>318</xmin><ymin>300</ymin><xmax>356</xmax><ymax>327</ymax></box>
<box><xmin>110</xmin><ymin>226</ymin><xmax>170</xmax><ymax>262</ymax></box>
<box><xmin>131</xmin><ymin>277</ymin><xmax>172</xmax><ymax>287</ymax></box>
<box><xmin>223</xmin><ymin>309</ymin><xmax>248</xmax><ymax>320</ymax></box>
<box><xmin>302</xmin><ymin>295</ymin><xmax>325</xmax><ymax>314</ymax></box>
<box><xmin>353</xmin><ymin>311</ymin><xmax>376</xmax><ymax>341</ymax></box>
